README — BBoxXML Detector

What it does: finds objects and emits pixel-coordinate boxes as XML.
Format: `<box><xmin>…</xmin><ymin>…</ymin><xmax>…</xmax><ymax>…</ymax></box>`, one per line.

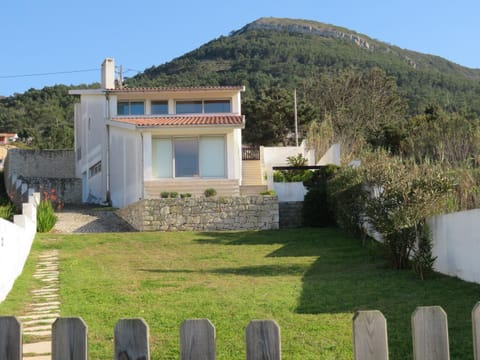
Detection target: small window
<box><xmin>204</xmin><ymin>100</ymin><xmax>231</xmax><ymax>113</ymax></box>
<box><xmin>151</xmin><ymin>101</ymin><xmax>168</xmax><ymax>115</ymax></box>
<box><xmin>176</xmin><ymin>101</ymin><xmax>202</xmax><ymax>114</ymax></box>
<box><xmin>89</xmin><ymin>161</ymin><xmax>102</xmax><ymax>178</ymax></box>
<box><xmin>117</xmin><ymin>101</ymin><xmax>145</xmax><ymax>115</ymax></box>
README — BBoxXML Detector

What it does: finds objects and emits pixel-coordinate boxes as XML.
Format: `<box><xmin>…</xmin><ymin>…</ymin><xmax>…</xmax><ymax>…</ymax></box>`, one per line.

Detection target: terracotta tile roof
<box><xmin>107</xmin><ymin>85</ymin><xmax>245</xmax><ymax>93</ymax></box>
<box><xmin>111</xmin><ymin>115</ymin><xmax>244</xmax><ymax>127</ymax></box>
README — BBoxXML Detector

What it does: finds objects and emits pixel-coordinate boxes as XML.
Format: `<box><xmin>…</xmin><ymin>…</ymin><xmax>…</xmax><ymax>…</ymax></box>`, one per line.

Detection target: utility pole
<box><xmin>119</xmin><ymin>65</ymin><xmax>123</xmax><ymax>89</ymax></box>
<box><xmin>294</xmin><ymin>88</ymin><xmax>298</xmax><ymax>147</ymax></box>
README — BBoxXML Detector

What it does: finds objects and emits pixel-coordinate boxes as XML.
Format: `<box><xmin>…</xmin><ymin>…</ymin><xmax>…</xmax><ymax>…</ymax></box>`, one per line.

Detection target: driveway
<box><xmin>52</xmin><ymin>205</ymin><xmax>134</xmax><ymax>233</ymax></box>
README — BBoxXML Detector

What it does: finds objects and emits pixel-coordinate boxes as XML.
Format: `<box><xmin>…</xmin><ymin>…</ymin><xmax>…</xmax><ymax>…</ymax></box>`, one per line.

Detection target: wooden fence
<box><xmin>1</xmin><ymin>304</ymin><xmax>480</xmax><ymax>359</ymax></box>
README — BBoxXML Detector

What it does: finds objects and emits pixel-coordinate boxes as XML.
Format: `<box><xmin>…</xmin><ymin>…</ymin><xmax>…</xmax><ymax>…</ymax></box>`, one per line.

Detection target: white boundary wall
<box><xmin>273</xmin><ymin>182</ymin><xmax>307</xmax><ymax>202</ymax></box>
<box><xmin>428</xmin><ymin>209</ymin><xmax>480</xmax><ymax>284</ymax></box>
<box><xmin>0</xmin><ymin>192</ymin><xmax>39</xmax><ymax>302</ymax></box>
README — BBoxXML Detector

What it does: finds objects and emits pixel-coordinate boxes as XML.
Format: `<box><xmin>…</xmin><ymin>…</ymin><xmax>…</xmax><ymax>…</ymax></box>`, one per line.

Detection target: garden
<box><xmin>1</xmin><ymin>228</ymin><xmax>480</xmax><ymax>358</ymax></box>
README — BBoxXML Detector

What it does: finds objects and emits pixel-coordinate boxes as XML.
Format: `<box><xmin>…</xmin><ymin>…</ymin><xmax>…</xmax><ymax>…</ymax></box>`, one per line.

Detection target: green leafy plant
<box><xmin>36</xmin><ymin>199</ymin><xmax>57</xmax><ymax>233</ymax></box>
<box><xmin>169</xmin><ymin>192</ymin><xmax>178</xmax><ymax>198</ymax></box>
<box><xmin>160</xmin><ymin>192</ymin><xmax>170</xmax><ymax>198</ymax></box>
<box><xmin>180</xmin><ymin>193</ymin><xmax>192</xmax><ymax>198</ymax></box>
<box><xmin>412</xmin><ymin>222</ymin><xmax>436</xmax><ymax>280</ymax></box>
<box><xmin>260</xmin><ymin>190</ymin><xmax>276</xmax><ymax>196</ymax></box>
<box><xmin>0</xmin><ymin>203</ymin><xmax>15</xmax><ymax>221</ymax></box>
<box><xmin>204</xmin><ymin>188</ymin><xmax>217</xmax><ymax>197</ymax></box>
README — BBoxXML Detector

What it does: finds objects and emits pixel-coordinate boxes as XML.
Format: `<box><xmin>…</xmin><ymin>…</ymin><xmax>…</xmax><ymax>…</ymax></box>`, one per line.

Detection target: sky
<box><xmin>0</xmin><ymin>0</ymin><xmax>479</xmax><ymax>96</ymax></box>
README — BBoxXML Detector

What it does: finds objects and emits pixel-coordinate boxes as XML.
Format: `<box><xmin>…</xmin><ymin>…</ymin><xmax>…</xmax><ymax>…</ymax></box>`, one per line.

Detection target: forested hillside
<box><xmin>1</xmin><ymin>17</ymin><xmax>479</xmax><ymax>150</ymax></box>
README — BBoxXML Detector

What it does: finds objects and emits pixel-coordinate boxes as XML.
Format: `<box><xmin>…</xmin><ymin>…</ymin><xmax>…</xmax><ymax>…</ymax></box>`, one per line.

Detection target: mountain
<box><xmin>128</xmin><ymin>17</ymin><xmax>480</xmax><ymax>115</ymax></box>
<box><xmin>1</xmin><ymin>17</ymin><xmax>480</xmax><ymax>149</ymax></box>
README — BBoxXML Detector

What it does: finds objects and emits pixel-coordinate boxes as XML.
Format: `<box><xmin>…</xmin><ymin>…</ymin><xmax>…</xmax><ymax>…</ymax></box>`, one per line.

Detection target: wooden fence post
<box><xmin>52</xmin><ymin>317</ymin><xmax>87</xmax><ymax>360</ymax></box>
<box><xmin>472</xmin><ymin>302</ymin><xmax>480</xmax><ymax>360</ymax></box>
<box><xmin>114</xmin><ymin>318</ymin><xmax>150</xmax><ymax>360</ymax></box>
<box><xmin>245</xmin><ymin>320</ymin><xmax>281</xmax><ymax>360</ymax></box>
<box><xmin>353</xmin><ymin>310</ymin><xmax>388</xmax><ymax>360</ymax></box>
<box><xmin>180</xmin><ymin>319</ymin><xmax>216</xmax><ymax>360</ymax></box>
<box><xmin>0</xmin><ymin>316</ymin><xmax>21</xmax><ymax>360</ymax></box>
<box><xmin>412</xmin><ymin>306</ymin><xmax>449</xmax><ymax>360</ymax></box>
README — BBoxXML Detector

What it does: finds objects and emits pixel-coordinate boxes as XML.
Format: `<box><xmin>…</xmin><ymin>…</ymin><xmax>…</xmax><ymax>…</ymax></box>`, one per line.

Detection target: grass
<box><xmin>1</xmin><ymin>228</ymin><xmax>480</xmax><ymax>359</ymax></box>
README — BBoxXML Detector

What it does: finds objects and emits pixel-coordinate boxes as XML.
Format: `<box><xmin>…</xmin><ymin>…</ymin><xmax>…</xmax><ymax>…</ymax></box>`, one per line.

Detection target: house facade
<box><xmin>70</xmin><ymin>58</ymin><xmax>245</xmax><ymax>208</ymax></box>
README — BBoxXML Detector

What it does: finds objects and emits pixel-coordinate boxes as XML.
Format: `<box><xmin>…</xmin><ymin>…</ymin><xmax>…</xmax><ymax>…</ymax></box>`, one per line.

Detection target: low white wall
<box><xmin>429</xmin><ymin>209</ymin><xmax>480</xmax><ymax>283</ymax></box>
<box><xmin>261</xmin><ymin>141</ymin><xmax>315</xmax><ymax>190</ymax></box>
<box><xmin>317</xmin><ymin>143</ymin><xmax>341</xmax><ymax>166</ymax></box>
<box><xmin>0</xmin><ymin>193</ymin><xmax>39</xmax><ymax>303</ymax></box>
<box><xmin>273</xmin><ymin>182</ymin><xmax>307</xmax><ymax>202</ymax></box>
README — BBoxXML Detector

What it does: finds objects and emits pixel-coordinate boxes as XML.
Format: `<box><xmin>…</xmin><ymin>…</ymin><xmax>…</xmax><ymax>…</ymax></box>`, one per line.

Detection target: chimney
<box><xmin>101</xmin><ymin>58</ymin><xmax>115</xmax><ymax>89</ymax></box>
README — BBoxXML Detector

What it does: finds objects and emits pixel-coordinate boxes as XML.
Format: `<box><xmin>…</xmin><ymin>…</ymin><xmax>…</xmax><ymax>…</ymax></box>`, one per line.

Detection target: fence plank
<box><xmin>473</xmin><ymin>302</ymin><xmax>480</xmax><ymax>360</ymax></box>
<box><xmin>412</xmin><ymin>306</ymin><xmax>449</xmax><ymax>360</ymax></box>
<box><xmin>0</xmin><ymin>316</ymin><xmax>21</xmax><ymax>360</ymax></box>
<box><xmin>353</xmin><ymin>310</ymin><xmax>388</xmax><ymax>360</ymax></box>
<box><xmin>114</xmin><ymin>318</ymin><xmax>149</xmax><ymax>360</ymax></box>
<box><xmin>52</xmin><ymin>317</ymin><xmax>87</xmax><ymax>360</ymax></box>
<box><xmin>180</xmin><ymin>319</ymin><xmax>216</xmax><ymax>360</ymax></box>
<box><xmin>246</xmin><ymin>320</ymin><xmax>281</xmax><ymax>360</ymax></box>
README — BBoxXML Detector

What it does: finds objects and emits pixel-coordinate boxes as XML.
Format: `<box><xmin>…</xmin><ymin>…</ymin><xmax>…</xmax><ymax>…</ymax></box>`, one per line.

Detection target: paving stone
<box><xmin>22</xmin><ymin>318</ymin><xmax>57</xmax><ymax>326</ymax></box>
<box><xmin>23</xmin><ymin>341</ymin><xmax>51</xmax><ymax>354</ymax></box>
<box><xmin>32</xmin><ymin>288</ymin><xmax>59</xmax><ymax>293</ymax></box>
<box><xmin>33</xmin><ymin>301</ymin><xmax>60</xmax><ymax>307</ymax></box>
<box><xmin>30</xmin><ymin>306</ymin><xmax>59</xmax><ymax>312</ymax></box>
<box><xmin>23</xmin><ymin>324</ymin><xmax>52</xmax><ymax>332</ymax></box>
<box><xmin>19</xmin><ymin>314</ymin><xmax>60</xmax><ymax>320</ymax></box>
<box><xmin>23</xmin><ymin>330</ymin><xmax>51</xmax><ymax>336</ymax></box>
<box><xmin>33</xmin><ymin>294</ymin><xmax>59</xmax><ymax>299</ymax></box>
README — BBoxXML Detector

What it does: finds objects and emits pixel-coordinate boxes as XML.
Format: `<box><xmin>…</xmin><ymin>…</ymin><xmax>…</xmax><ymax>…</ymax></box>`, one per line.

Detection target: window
<box><xmin>117</xmin><ymin>101</ymin><xmax>145</xmax><ymax>115</ymax></box>
<box><xmin>152</xmin><ymin>136</ymin><xmax>225</xmax><ymax>178</ymax></box>
<box><xmin>174</xmin><ymin>138</ymin><xmax>199</xmax><ymax>177</ymax></box>
<box><xmin>175</xmin><ymin>99</ymin><xmax>231</xmax><ymax>114</ymax></box>
<box><xmin>89</xmin><ymin>161</ymin><xmax>101</xmax><ymax>178</ymax></box>
<box><xmin>204</xmin><ymin>100</ymin><xmax>231</xmax><ymax>113</ymax></box>
<box><xmin>151</xmin><ymin>101</ymin><xmax>168</xmax><ymax>115</ymax></box>
<box><xmin>176</xmin><ymin>101</ymin><xmax>202</xmax><ymax>114</ymax></box>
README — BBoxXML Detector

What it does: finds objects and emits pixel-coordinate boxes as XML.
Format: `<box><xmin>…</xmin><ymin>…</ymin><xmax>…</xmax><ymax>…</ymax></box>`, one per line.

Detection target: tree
<box><xmin>304</xmin><ymin>67</ymin><xmax>407</xmax><ymax>156</ymax></box>
<box><xmin>243</xmin><ymin>87</ymin><xmax>317</xmax><ymax>146</ymax></box>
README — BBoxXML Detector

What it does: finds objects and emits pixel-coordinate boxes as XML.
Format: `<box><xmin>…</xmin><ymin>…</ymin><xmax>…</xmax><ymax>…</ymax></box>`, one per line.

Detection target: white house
<box><xmin>69</xmin><ymin>58</ymin><xmax>245</xmax><ymax>208</ymax></box>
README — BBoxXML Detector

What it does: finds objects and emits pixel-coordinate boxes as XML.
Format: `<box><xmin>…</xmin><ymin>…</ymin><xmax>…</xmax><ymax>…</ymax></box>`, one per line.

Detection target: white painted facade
<box><xmin>70</xmin><ymin>59</ymin><xmax>245</xmax><ymax>208</ymax></box>
<box><xmin>0</xmin><ymin>193</ymin><xmax>39</xmax><ymax>303</ymax></box>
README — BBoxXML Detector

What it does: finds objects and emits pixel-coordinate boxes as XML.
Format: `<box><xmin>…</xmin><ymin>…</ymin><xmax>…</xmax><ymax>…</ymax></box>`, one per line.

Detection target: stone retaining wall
<box><xmin>279</xmin><ymin>201</ymin><xmax>304</xmax><ymax>228</ymax></box>
<box><xmin>5</xmin><ymin>149</ymin><xmax>75</xmax><ymax>178</ymax></box>
<box><xmin>116</xmin><ymin>196</ymin><xmax>279</xmax><ymax>231</ymax></box>
<box><xmin>4</xmin><ymin>149</ymin><xmax>81</xmax><ymax>209</ymax></box>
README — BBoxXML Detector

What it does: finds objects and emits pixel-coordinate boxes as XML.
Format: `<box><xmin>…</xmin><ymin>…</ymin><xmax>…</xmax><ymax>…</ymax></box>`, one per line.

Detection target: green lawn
<box><xmin>2</xmin><ymin>228</ymin><xmax>480</xmax><ymax>359</ymax></box>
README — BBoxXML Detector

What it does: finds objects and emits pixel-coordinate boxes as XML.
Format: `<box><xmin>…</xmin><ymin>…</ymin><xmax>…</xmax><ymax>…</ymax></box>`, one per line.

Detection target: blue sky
<box><xmin>0</xmin><ymin>0</ymin><xmax>478</xmax><ymax>96</ymax></box>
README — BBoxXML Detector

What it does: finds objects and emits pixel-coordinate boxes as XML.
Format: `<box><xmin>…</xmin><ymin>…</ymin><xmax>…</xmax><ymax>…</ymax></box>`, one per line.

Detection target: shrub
<box><xmin>0</xmin><ymin>203</ymin><xmax>15</xmax><ymax>221</ymax></box>
<box><xmin>260</xmin><ymin>190</ymin><xmax>276</xmax><ymax>196</ymax></box>
<box><xmin>327</xmin><ymin>166</ymin><xmax>368</xmax><ymax>237</ymax></box>
<box><xmin>37</xmin><ymin>199</ymin><xmax>57</xmax><ymax>233</ymax></box>
<box><xmin>303</xmin><ymin>165</ymin><xmax>338</xmax><ymax>227</ymax></box>
<box><xmin>160</xmin><ymin>192</ymin><xmax>169</xmax><ymax>198</ymax></box>
<box><xmin>273</xmin><ymin>171</ymin><xmax>286</xmax><ymax>182</ymax></box>
<box><xmin>361</xmin><ymin>150</ymin><xmax>454</xmax><ymax>270</ymax></box>
<box><xmin>411</xmin><ymin>222</ymin><xmax>436</xmax><ymax>280</ymax></box>
<box><xmin>169</xmin><ymin>192</ymin><xmax>178</xmax><ymax>198</ymax></box>
<box><xmin>180</xmin><ymin>193</ymin><xmax>192</xmax><ymax>198</ymax></box>
<box><xmin>274</xmin><ymin>153</ymin><xmax>314</xmax><ymax>183</ymax></box>
<box><xmin>204</xmin><ymin>188</ymin><xmax>217</xmax><ymax>197</ymax></box>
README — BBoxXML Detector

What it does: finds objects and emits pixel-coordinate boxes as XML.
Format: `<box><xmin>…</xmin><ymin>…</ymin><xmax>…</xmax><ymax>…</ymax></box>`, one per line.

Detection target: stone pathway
<box><xmin>20</xmin><ymin>250</ymin><xmax>60</xmax><ymax>360</ymax></box>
